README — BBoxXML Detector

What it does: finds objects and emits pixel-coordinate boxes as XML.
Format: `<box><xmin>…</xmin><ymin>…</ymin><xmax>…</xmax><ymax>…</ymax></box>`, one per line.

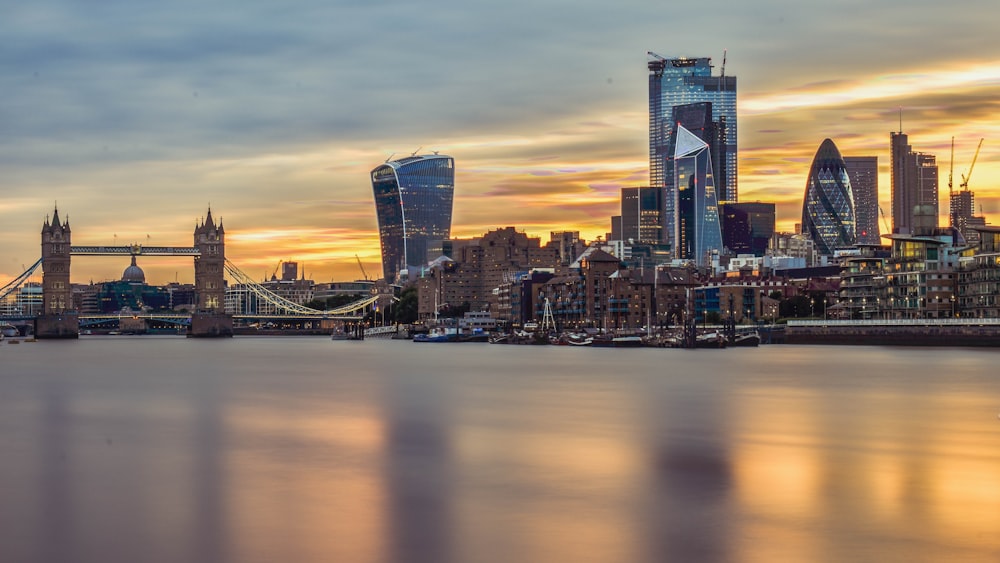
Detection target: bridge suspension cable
<box><xmin>0</xmin><ymin>258</ymin><xmax>43</xmax><ymax>302</ymax></box>
<box><xmin>223</xmin><ymin>259</ymin><xmax>378</xmax><ymax>316</ymax></box>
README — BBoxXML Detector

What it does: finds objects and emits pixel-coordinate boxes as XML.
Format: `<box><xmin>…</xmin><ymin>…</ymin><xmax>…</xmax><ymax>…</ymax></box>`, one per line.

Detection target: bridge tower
<box><xmin>191</xmin><ymin>208</ymin><xmax>233</xmax><ymax>337</ymax></box>
<box><xmin>37</xmin><ymin>206</ymin><xmax>79</xmax><ymax>338</ymax></box>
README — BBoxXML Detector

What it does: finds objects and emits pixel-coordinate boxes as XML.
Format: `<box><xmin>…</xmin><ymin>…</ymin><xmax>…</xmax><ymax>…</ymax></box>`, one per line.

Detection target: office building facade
<box><xmin>620</xmin><ymin>187</ymin><xmax>664</xmax><ymax>244</ymax></box>
<box><xmin>891</xmin><ymin>131</ymin><xmax>938</xmax><ymax>234</ymax></box>
<box><xmin>721</xmin><ymin>202</ymin><xmax>776</xmax><ymax>256</ymax></box>
<box><xmin>648</xmin><ymin>54</ymin><xmax>737</xmax><ymax>203</ymax></box>
<box><xmin>844</xmin><ymin>156</ymin><xmax>881</xmax><ymax>245</ymax></box>
<box><xmin>371</xmin><ymin>154</ymin><xmax>455</xmax><ymax>282</ymax></box>
<box><xmin>802</xmin><ymin>139</ymin><xmax>856</xmax><ymax>255</ymax></box>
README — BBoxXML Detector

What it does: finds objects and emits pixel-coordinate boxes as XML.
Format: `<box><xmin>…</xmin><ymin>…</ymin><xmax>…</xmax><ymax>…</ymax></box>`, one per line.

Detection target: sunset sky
<box><xmin>3</xmin><ymin>0</ymin><xmax>999</xmax><ymax>285</ymax></box>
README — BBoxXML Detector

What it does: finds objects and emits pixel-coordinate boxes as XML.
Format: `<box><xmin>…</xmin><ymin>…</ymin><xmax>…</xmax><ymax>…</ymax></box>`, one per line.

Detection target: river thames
<box><xmin>1</xmin><ymin>336</ymin><xmax>999</xmax><ymax>563</ymax></box>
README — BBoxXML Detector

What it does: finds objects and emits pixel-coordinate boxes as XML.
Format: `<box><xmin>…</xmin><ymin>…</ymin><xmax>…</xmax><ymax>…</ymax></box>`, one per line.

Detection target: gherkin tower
<box><xmin>802</xmin><ymin>139</ymin><xmax>856</xmax><ymax>255</ymax></box>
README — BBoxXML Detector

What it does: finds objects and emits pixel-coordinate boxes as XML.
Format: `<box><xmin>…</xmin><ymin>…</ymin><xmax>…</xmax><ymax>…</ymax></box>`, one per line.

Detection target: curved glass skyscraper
<box><xmin>371</xmin><ymin>154</ymin><xmax>455</xmax><ymax>282</ymax></box>
<box><xmin>802</xmin><ymin>139</ymin><xmax>856</xmax><ymax>255</ymax></box>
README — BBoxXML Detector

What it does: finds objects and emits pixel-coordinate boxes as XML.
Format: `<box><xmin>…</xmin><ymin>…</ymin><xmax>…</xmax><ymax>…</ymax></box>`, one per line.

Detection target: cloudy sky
<box><xmin>3</xmin><ymin>0</ymin><xmax>999</xmax><ymax>284</ymax></box>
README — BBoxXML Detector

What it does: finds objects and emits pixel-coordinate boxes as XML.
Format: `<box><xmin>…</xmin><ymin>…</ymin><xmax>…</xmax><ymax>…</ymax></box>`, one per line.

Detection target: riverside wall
<box><xmin>784</xmin><ymin>320</ymin><xmax>1000</xmax><ymax>347</ymax></box>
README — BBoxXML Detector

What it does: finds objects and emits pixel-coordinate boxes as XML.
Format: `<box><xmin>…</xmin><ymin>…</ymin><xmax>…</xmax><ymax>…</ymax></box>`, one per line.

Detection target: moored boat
<box><xmin>695</xmin><ymin>331</ymin><xmax>727</xmax><ymax>349</ymax></box>
<box><xmin>730</xmin><ymin>331</ymin><xmax>760</xmax><ymax>347</ymax></box>
<box><xmin>591</xmin><ymin>335</ymin><xmax>644</xmax><ymax>348</ymax></box>
<box><xmin>413</xmin><ymin>327</ymin><xmax>458</xmax><ymax>343</ymax></box>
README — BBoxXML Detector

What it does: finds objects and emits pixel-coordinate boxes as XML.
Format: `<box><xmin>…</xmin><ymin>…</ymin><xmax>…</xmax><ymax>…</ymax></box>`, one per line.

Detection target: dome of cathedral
<box><xmin>122</xmin><ymin>255</ymin><xmax>145</xmax><ymax>284</ymax></box>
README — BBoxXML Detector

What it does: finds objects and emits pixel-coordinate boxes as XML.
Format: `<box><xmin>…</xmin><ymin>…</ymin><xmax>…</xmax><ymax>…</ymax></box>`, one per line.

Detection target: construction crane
<box><xmin>355</xmin><ymin>255</ymin><xmax>370</xmax><ymax>282</ymax></box>
<box><xmin>878</xmin><ymin>205</ymin><xmax>891</xmax><ymax>236</ymax></box>
<box><xmin>959</xmin><ymin>138</ymin><xmax>985</xmax><ymax>190</ymax></box>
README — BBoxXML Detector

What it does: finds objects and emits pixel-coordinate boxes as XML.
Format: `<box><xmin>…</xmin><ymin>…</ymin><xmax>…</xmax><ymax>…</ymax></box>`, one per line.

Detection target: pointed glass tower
<box><xmin>673</xmin><ymin>124</ymin><xmax>723</xmax><ymax>266</ymax></box>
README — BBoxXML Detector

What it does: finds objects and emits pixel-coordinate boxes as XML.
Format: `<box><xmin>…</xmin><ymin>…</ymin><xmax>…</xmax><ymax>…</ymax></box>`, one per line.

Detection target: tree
<box><xmin>779</xmin><ymin>295</ymin><xmax>813</xmax><ymax>318</ymax></box>
<box><xmin>394</xmin><ymin>286</ymin><xmax>418</xmax><ymax>324</ymax></box>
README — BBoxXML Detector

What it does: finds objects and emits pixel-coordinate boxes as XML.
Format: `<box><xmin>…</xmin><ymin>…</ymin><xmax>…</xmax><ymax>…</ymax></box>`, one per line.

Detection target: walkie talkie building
<box><xmin>371</xmin><ymin>154</ymin><xmax>455</xmax><ymax>282</ymax></box>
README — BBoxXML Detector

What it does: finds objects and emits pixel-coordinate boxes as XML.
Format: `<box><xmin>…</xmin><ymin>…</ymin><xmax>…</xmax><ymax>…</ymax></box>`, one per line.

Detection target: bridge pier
<box><xmin>189</xmin><ymin>312</ymin><xmax>234</xmax><ymax>337</ymax></box>
<box><xmin>35</xmin><ymin>313</ymin><xmax>80</xmax><ymax>339</ymax></box>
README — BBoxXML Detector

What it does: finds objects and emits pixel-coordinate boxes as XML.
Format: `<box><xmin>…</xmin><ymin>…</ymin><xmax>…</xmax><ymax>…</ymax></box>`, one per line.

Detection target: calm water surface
<box><xmin>1</xmin><ymin>336</ymin><xmax>999</xmax><ymax>563</ymax></box>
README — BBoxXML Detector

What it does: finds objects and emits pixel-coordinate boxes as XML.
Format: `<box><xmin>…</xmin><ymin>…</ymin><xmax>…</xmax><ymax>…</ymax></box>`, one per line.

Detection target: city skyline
<box><xmin>2</xmin><ymin>1</ymin><xmax>999</xmax><ymax>285</ymax></box>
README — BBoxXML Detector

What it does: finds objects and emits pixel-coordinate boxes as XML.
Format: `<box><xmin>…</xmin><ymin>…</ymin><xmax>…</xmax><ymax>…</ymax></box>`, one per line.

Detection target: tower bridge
<box><xmin>1</xmin><ymin>206</ymin><xmax>383</xmax><ymax>339</ymax></box>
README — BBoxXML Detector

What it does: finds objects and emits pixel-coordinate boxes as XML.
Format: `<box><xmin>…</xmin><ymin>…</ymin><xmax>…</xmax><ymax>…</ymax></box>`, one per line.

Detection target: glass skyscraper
<box><xmin>802</xmin><ymin>139</ymin><xmax>856</xmax><ymax>255</ymax></box>
<box><xmin>371</xmin><ymin>154</ymin><xmax>455</xmax><ymax>282</ymax></box>
<box><xmin>844</xmin><ymin>156</ymin><xmax>880</xmax><ymax>245</ymax></box>
<box><xmin>648</xmin><ymin>54</ymin><xmax>737</xmax><ymax>203</ymax></box>
<box><xmin>674</xmin><ymin>124</ymin><xmax>723</xmax><ymax>266</ymax></box>
<box><xmin>620</xmin><ymin>187</ymin><xmax>664</xmax><ymax>244</ymax></box>
<box><xmin>720</xmin><ymin>202</ymin><xmax>776</xmax><ymax>257</ymax></box>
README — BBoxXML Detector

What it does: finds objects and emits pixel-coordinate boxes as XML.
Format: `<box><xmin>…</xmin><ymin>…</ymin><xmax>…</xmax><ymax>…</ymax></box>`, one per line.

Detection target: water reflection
<box><xmin>1</xmin><ymin>339</ymin><xmax>999</xmax><ymax>562</ymax></box>
<box><xmin>383</xmin><ymin>372</ymin><xmax>454</xmax><ymax>563</ymax></box>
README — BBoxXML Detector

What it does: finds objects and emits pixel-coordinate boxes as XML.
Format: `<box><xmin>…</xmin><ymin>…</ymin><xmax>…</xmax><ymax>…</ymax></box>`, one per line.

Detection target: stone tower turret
<box><xmin>193</xmin><ymin>208</ymin><xmax>226</xmax><ymax>312</ymax></box>
<box><xmin>37</xmin><ymin>206</ymin><xmax>78</xmax><ymax>338</ymax></box>
<box><xmin>41</xmin><ymin>207</ymin><xmax>72</xmax><ymax>313</ymax></box>
<box><xmin>190</xmin><ymin>207</ymin><xmax>233</xmax><ymax>337</ymax></box>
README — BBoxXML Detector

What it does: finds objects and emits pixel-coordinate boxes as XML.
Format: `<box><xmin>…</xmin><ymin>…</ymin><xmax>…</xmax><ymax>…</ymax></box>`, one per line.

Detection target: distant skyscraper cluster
<box><xmin>647</xmin><ymin>53</ymin><xmax>736</xmax><ymax>262</ymax></box>
<box><xmin>371</xmin><ymin>154</ymin><xmax>455</xmax><ymax>282</ymax></box>
<box><xmin>365</xmin><ymin>52</ymin><xmax>984</xmax><ymax>284</ymax></box>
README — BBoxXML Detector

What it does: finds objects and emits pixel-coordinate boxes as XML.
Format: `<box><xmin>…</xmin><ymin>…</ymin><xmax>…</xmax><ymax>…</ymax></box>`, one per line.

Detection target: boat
<box><xmin>591</xmin><ymin>335</ymin><xmax>644</xmax><ymax>348</ymax></box>
<box><xmin>560</xmin><ymin>332</ymin><xmax>593</xmax><ymax>346</ymax></box>
<box><xmin>413</xmin><ymin>326</ymin><xmax>457</xmax><ymax>343</ymax></box>
<box><xmin>695</xmin><ymin>331</ymin><xmax>727</xmax><ymax>349</ymax></box>
<box><xmin>457</xmin><ymin>332</ymin><xmax>490</xmax><ymax>343</ymax></box>
<box><xmin>730</xmin><ymin>331</ymin><xmax>760</xmax><ymax>347</ymax></box>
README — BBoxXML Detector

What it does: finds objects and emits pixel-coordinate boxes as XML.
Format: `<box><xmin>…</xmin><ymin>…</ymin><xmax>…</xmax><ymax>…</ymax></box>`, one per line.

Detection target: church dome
<box><xmin>122</xmin><ymin>255</ymin><xmax>145</xmax><ymax>284</ymax></box>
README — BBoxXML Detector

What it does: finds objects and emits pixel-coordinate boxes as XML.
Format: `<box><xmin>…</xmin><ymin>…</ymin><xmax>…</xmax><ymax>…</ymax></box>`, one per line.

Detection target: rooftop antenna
<box><xmin>898</xmin><ymin>107</ymin><xmax>903</xmax><ymax>134</ymax></box>
<box><xmin>719</xmin><ymin>49</ymin><xmax>727</xmax><ymax>93</ymax></box>
<box><xmin>411</xmin><ymin>146</ymin><xmax>422</xmax><ymax>156</ymax></box>
<box><xmin>384</xmin><ymin>153</ymin><xmax>395</xmax><ymax>163</ymax></box>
